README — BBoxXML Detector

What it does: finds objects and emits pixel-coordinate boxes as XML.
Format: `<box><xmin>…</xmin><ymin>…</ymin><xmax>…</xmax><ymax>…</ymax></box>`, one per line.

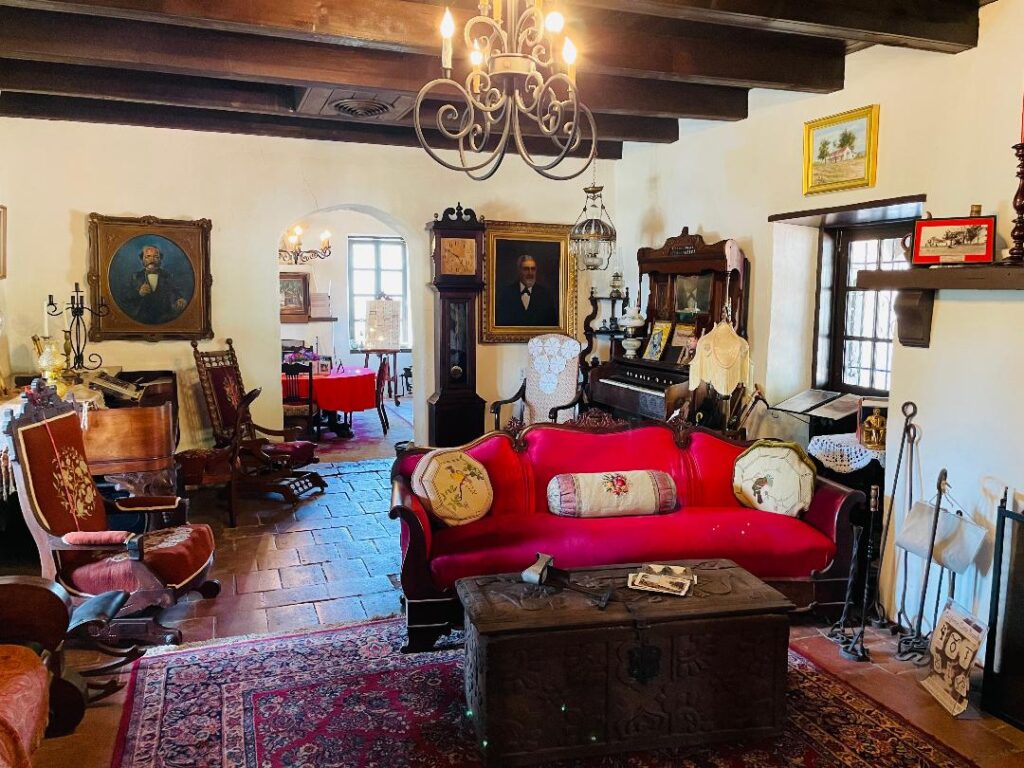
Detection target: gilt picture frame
<box><xmin>481</xmin><ymin>220</ymin><xmax>576</xmax><ymax>343</ymax></box>
<box><xmin>279</xmin><ymin>272</ymin><xmax>311</xmax><ymax>323</ymax></box>
<box><xmin>87</xmin><ymin>213</ymin><xmax>213</xmax><ymax>342</ymax></box>
<box><xmin>803</xmin><ymin>105</ymin><xmax>879</xmax><ymax>195</ymax></box>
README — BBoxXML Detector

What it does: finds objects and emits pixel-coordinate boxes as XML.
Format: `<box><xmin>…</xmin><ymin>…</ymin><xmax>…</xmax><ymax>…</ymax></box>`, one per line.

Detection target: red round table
<box><xmin>280</xmin><ymin>367</ymin><xmax>376</xmax><ymax>412</ymax></box>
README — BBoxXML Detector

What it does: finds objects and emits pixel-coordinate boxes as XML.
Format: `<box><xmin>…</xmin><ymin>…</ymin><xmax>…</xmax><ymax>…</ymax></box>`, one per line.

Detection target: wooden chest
<box><xmin>456</xmin><ymin>560</ymin><xmax>793</xmax><ymax>766</ymax></box>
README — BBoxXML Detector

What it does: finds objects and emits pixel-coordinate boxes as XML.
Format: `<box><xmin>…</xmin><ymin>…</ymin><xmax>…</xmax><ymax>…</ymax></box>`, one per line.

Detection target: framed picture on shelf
<box><xmin>803</xmin><ymin>105</ymin><xmax>879</xmax><ymax>195</ymax></box>
<box><xmin>481</xmin><ymin>220</ymin><xmax>576</xmax><ymax>343</ymax></box>
<box><xmin>642</xmin><ymin>320</ymin><xmax>673</xmax><ymax>361</ymax></box>
<box><xmin>279</xmin><ymin>272</ymin><xmax>311</xmax><ymax>323</ymax></box>
<box><xmin>668</xmin><ymin>323</ymin><xmax>698</xmax><ymax>365</ymax></box>
<box><xmin>912</xmin><ymin>216</ymin><xmax>996</xmax><ymax>265</ymax></box>
<box><xmin>87</xmin><ymin>213</ymin><xmax>213</xmax><ymax>341</ymax></box>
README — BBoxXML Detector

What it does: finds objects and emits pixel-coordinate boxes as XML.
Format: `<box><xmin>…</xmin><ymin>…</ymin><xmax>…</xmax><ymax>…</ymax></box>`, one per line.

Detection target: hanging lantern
<box><xmin>570</xmin><ymin>176</ymin><xmax>616</xmax><ymax>271</ymax></box>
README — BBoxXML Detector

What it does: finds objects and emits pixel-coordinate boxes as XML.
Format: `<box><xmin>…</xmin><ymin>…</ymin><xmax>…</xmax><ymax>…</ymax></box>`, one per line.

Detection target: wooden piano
<box><xmin>588</xmin><ymin>228</ymin><xmax>748</xmax><ymax>422</ymax></box>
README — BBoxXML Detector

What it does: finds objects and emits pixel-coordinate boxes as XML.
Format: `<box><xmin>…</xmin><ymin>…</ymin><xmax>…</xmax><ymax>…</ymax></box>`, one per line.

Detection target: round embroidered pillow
<box><xmin>410</xmin><ymin>449</ymin><xmax>493</xmax><ymax>527</ymax></box>
<box><xmin>732</xmin><ymin>440</ymin><xmax>817</xmax><ymax>517</ymax></box>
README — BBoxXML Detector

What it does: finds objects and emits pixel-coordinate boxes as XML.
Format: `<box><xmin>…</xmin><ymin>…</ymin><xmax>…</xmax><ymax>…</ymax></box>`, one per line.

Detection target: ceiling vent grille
<box><xmin>331</xmin><ymin>98</ymin><xmax>393</xmax><ymax>119</ymax></box>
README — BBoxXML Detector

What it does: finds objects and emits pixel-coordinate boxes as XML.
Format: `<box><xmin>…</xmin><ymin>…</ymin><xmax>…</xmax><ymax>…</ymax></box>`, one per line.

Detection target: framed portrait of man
<box><xmin>481</xmin><ymin>220</ymin><xmax>576</xmax><ymax>343</ymax></box>
<box><xmin>87</xmin><ymin>213</ymin><xmax>213</xmax><ymax>341</ymax></box>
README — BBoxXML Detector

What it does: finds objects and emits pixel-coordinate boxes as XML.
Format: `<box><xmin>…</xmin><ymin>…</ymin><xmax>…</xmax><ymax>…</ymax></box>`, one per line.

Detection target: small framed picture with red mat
<box><xmin>912</xmin><ymin>216</ymin><xmax>996</xmax><ymax>266</ymax></box>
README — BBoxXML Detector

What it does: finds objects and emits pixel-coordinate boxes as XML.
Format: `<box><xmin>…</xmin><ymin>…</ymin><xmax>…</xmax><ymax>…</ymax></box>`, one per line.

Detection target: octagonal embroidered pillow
<box><xmin>732</xmin><ymin>440</ymin><xmax>816</xmax><ymax>517</ymax></box>
<box><xmin>410</xmin><ymin>449</ymin><xmax>493</xmax><ymax>527</ymax></box>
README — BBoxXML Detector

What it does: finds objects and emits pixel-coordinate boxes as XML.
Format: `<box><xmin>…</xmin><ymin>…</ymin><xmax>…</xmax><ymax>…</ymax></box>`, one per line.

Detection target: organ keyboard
<box><xmin>588</xmin><ymin>359</ymin><xmax>690</xmax><ymax>421</ymax></box>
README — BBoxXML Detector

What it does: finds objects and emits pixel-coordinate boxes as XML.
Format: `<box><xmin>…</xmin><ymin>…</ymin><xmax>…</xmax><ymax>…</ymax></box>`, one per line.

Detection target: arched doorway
<box><xmin>276</xmin><ymin>204</ymin><xmax>419</xmax><ymax>459</ymax></box>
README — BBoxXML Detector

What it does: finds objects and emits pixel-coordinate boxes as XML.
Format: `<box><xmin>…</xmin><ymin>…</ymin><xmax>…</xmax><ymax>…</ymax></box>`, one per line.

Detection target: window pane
<box><xmin>352</xmin><ymin>269</ymin><xmax>376</xmax><ymax>295</ymax></box>
<box><xmin>843</xmin><ymin>340</ymin><xmax>872</xmax><ymax>388</ymax></box>
<box><xmin>351</xmin><ymin>242</ymin><xmax>376</xmax><ymax>270</ymax></box>
<box><xmin>874</xmin><ymin>290</ymin><xmax>897</xmax><ymax>337</ymax></box>
<box><xmin>845</xmin><ymin>290</ymin><xmax>877</xmax><ymax>339</ymax></box>
<box><xmin>380</xmin><ymin>243</ymin><xmax>405</xmax><ymax>270</ymax></box>
<box><xmin>352</xmin><ymin>320</ymin><xmax>366</xmax><ymax>347</ymax></box>
<box><xmin>380</xmin><ymin>270</ymin><xmax>405</xmax><ymax>298</ymax></box>
<box><xmin>847</xmin><ymin>239</ymin><xmax>877</xmax><ymax>286</ymax></box>
<box><xmin>871</xmin><ymin>341</ymin><xmax>893</xmax><ymax>390</ymax></box>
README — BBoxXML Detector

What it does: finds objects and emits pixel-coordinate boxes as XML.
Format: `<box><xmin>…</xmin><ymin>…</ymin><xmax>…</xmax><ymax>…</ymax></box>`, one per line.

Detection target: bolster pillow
<box><xmin>547</xmin><ymin>471</ymin><xmax>677</xmax><ymax>518</ymax></box>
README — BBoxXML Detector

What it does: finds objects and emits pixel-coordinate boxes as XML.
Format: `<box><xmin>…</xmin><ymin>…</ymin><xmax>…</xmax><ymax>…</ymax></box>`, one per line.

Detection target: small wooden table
<box><xmin>456</xmin><ymin>560</ymin><xmax>793</xmax><ymax>767</ymax></box>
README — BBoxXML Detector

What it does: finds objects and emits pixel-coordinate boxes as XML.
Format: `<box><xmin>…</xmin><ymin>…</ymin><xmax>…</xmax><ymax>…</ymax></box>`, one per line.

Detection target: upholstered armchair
<box><xmin>7</xmin><ymin>396</ymin><xmax>220</xmax><ymax>646</ymax></box>
<box><xmin>491</xmin><ymin>333</ymin><xmax>584</xmax><ymax>430</ymax></box>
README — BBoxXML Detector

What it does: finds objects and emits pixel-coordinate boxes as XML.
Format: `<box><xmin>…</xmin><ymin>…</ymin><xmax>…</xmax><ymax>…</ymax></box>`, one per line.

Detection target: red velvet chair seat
<box><xmin>0</xmin><ymin>645</ymin><xmax>48</xmax><ymax>768</ymax></box>
<box><xmin>263</xmin><ymin>441</ymin><xmax>317</xmax><ymax>465</ymax></box>
<box><xmin>66</xmin><ymin>523</ymin><xmax>215</xmax><ymax>594</ymax></box>
<box><xmin>428</xmin><ymin>507</ymin><xmax>836</xmax><ymax>591</ymax></box>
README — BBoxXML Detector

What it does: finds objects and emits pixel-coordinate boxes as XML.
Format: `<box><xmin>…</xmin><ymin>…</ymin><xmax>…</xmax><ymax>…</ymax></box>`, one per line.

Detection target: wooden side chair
<box><xmin>282</xmin><ymin>361</ymin><xmax>321</xmax><ymax>440</ymax></box>
<box><xmin>491</xmin><ymin>333</ymin><xmax>584</xmax><ymax>430</ymax></box>
<box><xmin>191</xmin><ymin>340</ymin><xmax>326</xmax><ymax>514</ymax></box>
<box><xmin>6</xmin><ymin>391</ymin><xmax>220</xmax><ymax>647</ymax></box>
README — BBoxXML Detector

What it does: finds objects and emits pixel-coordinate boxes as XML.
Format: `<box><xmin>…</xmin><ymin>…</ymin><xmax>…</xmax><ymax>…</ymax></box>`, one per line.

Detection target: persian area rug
<box><xmin>112</xmin><ymin>618</ymin><xmax>976</xmax><ymax>768</ymax></box>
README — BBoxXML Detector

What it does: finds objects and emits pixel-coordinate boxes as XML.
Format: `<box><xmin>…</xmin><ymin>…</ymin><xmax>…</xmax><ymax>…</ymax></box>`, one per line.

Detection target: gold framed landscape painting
<box><xmin>803</xmin><ymin>105</ymin><xmax>879</xmax><ymax>195</ymax></box>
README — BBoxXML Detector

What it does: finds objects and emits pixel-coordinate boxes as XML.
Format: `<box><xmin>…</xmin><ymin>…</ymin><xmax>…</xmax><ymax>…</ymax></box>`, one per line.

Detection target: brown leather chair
<box><xmin>7</xmin><ymin>391</ymin><xmax>220</xmax><ymax>646</ymax></box>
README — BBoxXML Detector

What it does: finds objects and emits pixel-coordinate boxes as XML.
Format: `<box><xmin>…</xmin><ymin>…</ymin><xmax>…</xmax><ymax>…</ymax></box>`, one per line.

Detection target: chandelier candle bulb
<box><xmin>440</xmin><ymin>8</ymin><xmax>455</xmax><ymax>71</ymax></box>
<box><xmin>320</xmin><ymin>230</ymin><xmax>331</xmax><ymax>246</ymax></box>
<box><xmin>563</xmin><ymin>37</ymin><xmax>577</xmax><ymax>85</ymax></box>
<box><xmin>545</xmin><ymin>10</ymin><xmax>565</xmax><ymax>34</ymax></box>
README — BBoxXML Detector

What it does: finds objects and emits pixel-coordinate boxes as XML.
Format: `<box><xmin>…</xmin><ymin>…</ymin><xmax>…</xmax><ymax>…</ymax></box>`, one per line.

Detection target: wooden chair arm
<box><xmin>46</xmin><ymin>533</ymin><xmax>143</xmax><ymax>560</ymax></box>
<box><xmin>548</xmin><ymin>387</ymin><xmax>586</xmax><ymax>421</ymax></box>
<box><xmin>253</xmin><ymin>422</ymin><xmax>302</xmax><ymax>441</ymax></box>
<box><xmin>490</xmin><ymin>380</ymin><xmax>527</xmax><ymax>430</ymax></box>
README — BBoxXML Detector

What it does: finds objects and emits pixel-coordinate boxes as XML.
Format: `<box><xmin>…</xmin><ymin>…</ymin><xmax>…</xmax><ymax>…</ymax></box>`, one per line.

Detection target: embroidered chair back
<box><xmin>8</xmin><ymin>400</ymin><xmax>108</xmax><ymax>580</ymax></box>
<box><xmin>524</xmin><ymin>334</ymin><xmax>582</xmax><ymax>425</ymax></box>
<box><xmin>192</xmin><ymin>338</ymin><xmax>253</xmax><ymax>445</ymax></box>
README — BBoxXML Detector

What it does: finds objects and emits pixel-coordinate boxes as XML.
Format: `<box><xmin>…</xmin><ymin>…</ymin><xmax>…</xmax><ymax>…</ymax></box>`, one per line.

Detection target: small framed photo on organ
<box><xmin>912</xmin><ymin>216</ymin><xmax>996</xmax><ymax>266</ymax></box>
<box><xmin>642</xmin><ymin>320</ymin><xmax>673</xmax><ymax>361</ymax></box>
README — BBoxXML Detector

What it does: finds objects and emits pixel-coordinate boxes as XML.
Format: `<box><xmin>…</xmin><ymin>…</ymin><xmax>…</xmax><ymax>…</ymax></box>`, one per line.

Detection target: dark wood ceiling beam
<box><xmin>0</xmin><ymin>60</ymin><xmax>681</xmax><ymax>142</ymax></box>
<box><xmin>0</xmin><ymin>91</ymin><xmax>624</xmax><ymax>158</ymax></box>
<box><xmin>573</xmin><ymin>0</ymin><xmax>979</xmax><ymax>54</ymax></box>
<box><xmin>0</xmin><ymin>8</ymin><xmax>748</xmax><ymax>120</ymax></box>
<box><xmin>0</xmin><ymin>0</ymin><xmax>844</xmax><ymax>92</ymax></box>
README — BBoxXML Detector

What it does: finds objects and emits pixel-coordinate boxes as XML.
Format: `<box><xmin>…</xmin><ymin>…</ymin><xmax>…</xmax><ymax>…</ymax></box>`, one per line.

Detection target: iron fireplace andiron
<box><xmin>521</xmin><ymin>553</ymin><xmax>612</xmax><ymax>609</ymax></box>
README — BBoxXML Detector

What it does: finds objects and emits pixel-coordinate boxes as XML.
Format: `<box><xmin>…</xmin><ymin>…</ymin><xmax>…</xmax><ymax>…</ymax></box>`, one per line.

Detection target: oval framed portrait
<box><xmin>88</xmin><ymin>213</ymin><xmax>213</xmax><ymax>341</ymax></box>
<box><xmin>108</xmin><ymin>234</ymin><xmax>196</xmax><ymax>326</ymax></box>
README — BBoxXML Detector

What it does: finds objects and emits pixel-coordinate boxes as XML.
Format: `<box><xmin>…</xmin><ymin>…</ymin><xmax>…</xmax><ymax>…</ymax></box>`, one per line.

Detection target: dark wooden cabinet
<box><xmin>427</xmin><ymin>204</ymin><xmax>486</xmax><ymax>447</ymax></box>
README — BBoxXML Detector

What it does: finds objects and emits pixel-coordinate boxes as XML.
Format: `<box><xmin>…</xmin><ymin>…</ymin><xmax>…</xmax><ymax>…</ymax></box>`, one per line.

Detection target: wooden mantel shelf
<box><xmin>857</xmin><ymin>264</ymin><xmax>1024</xmax><ymax>291</ymax></box>
<box><xmin>856</xmin><ymin>264</ymin><xmax>1024</xmax><ymax>348</ymax></box>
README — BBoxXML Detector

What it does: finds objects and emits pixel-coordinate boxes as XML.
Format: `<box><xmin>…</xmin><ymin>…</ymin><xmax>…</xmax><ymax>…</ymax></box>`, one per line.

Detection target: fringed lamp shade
<box><xmin>688</xmin><ymin>322</ymin><xmax>750</xmax><ymax>396</ymax></box>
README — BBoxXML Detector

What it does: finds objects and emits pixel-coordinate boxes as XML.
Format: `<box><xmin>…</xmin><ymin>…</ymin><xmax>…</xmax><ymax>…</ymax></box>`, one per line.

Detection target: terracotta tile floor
<box><xmin>31</xmin><ymin>409</ymin><xmax>1024</xmax><ymax>765</ymax></box>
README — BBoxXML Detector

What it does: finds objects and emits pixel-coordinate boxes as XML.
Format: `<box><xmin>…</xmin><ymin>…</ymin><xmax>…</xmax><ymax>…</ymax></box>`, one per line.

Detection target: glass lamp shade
<box><xmin>571</xmin><ymin>185</ymin><xmax>617</xmax><ymax>271</ymax></box>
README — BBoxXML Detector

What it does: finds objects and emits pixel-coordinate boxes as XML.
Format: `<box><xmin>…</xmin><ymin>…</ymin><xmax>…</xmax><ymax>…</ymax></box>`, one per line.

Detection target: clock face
<box><xmin>441</xmin><ymin>237</ymin><xmax>477</xmax><ymax>275</ymax></box>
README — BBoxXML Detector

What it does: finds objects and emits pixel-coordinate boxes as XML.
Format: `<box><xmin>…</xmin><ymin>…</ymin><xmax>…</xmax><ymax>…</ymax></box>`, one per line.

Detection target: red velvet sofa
<box><xmin>390</xmin><ymin>422</ymin><xmax>862</xmax><ymax>651</ymax></box>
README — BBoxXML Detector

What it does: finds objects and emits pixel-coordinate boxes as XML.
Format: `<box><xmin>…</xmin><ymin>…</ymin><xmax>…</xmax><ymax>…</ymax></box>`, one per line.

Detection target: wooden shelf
<box><xmin>856</xmin><ymin>264</ymin><xmax>1024</xmax><ymax>291</ymax></box>
<box><xmin>280</xmin><ymin>315</ymin><xmax>338</xmax><ymax>324</ymax></box>
<box><xmin>855</xmin><ymin>264</ymin><xmax>1024</xmax><ymax>348</ymax></box>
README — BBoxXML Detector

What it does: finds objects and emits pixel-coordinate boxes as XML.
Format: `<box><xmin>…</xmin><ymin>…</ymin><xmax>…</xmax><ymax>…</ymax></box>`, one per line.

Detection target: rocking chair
<box><xmin>191</xmin><ymin>339</ymin><xmax>326</xmax><ymax>513</ymax></box>
<box><xmin>6</xmin><ymin>390</ymin><xmax>220</xmax><ymax>648</ymax></box>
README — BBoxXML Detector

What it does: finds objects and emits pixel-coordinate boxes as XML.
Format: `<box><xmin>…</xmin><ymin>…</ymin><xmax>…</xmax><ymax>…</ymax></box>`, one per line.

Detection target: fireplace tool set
<box><xmin>830</xmin><ymin>399</ymin><xmax>986</xmax><ymax>666</ymax></box>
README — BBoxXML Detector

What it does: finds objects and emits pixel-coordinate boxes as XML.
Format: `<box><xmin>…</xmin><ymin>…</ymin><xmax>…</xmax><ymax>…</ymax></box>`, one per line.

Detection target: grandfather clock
<box><xmin>427</xmin><ymin>203</ymin><xmax>487</xmax><ymax>447</ymax></box>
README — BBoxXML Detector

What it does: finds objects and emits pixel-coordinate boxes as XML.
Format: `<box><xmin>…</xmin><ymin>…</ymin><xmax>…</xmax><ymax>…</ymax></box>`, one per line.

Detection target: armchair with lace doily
<box><xmin>490</xmin><ymin>334</ymin><xmax>584</xmax><ymax>431</ymax></box>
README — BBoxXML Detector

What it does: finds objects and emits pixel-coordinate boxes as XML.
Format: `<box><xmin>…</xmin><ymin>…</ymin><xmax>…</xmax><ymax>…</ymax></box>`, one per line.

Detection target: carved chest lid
<box><xmin>456</xmin><ymin>559</ymin><xmax>793</xmax><ymax>635</ymax></box>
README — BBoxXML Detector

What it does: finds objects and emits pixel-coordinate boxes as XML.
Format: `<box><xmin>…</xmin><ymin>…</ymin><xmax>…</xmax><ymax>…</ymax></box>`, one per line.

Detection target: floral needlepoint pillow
<box><xmin>547</xmin><ymin>471</ymin><xmax>677</xmax><ymax>518</ymax></box>
<box><xmin>410</xmin><ymin>449</ymin><xmax>493</xmax><ymax>527</ymax></box>
<box><xmin>732</xmin><ymin>440</ymin><xmax>817</xmax><ymax>517</ymax></box>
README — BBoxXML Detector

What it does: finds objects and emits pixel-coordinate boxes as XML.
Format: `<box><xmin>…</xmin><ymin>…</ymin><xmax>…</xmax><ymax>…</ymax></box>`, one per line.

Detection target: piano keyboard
<box><xmin>601</xmin><ymin>378</ymin><xmax>666</xmax><ymax>398</ymax></box>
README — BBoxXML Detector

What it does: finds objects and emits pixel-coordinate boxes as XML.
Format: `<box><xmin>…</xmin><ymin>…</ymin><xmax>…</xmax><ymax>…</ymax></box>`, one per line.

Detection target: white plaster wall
<box><xmin>0</xmin><ymin>120</ymin><xmax>612</xmax><ymax>449</ymax></box>
<box><xmin>613</xmin><ymin>0</ymin><xmax>1024</xmax><ymax>626</ymax></box>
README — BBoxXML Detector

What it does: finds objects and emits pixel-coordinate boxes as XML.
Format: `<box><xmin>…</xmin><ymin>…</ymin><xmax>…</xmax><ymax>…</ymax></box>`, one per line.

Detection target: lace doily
<box><xmin>807</xmin><ymin>432</ymin><xmax>885</xmax><ymax>473</ymax></box>
<box><xmin>528</xmin><ymin>335</ymin><xmax>579</xmax><ymax>395</ymax></box>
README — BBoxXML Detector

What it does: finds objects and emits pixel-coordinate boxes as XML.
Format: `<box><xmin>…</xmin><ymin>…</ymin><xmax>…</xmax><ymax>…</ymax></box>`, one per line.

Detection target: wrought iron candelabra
<box><xmin>46</xmin><ymin>283</ymin><xmax>108</xmax><ymax>372</ymax></box>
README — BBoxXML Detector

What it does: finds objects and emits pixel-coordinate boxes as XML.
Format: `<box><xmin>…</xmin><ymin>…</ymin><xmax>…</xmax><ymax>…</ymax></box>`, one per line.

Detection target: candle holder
<box><xmin>1006</xmin><ymin>143</ymin><xmax>1024</xmax><ymax>266</ymax></box>
<box><xmin>46</xmin><ymin>283</ymin><xmax>109</xmax><ymax>374</ymax></box>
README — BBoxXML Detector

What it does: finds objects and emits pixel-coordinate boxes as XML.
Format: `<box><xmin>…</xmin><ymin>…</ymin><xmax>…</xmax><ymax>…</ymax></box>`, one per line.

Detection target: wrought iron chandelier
<box><xmin>570</xmin><ymin>167</ymin><xmax>616</xmax><ymax>270</ymax></box>
<box><xmin>278</xmin><ymin>225</ymin><xmax>332</xmax><ymax>265</ymax></box>
<box><xmin>414</xmin><ymin>1</ymin><xmax>598</xmax><ymax>181</ymax></box>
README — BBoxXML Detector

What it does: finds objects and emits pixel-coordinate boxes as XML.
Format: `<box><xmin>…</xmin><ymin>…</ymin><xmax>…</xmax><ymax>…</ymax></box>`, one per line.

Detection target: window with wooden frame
<box><xmin>814</xmin><ymin>222</ymin><xmax>912</xmax><ymax>395</ymax></box>
<box><xmin>348</xmin><ymin>236</ymin><xmax>410</xmax><ymax>352</ymax></box>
